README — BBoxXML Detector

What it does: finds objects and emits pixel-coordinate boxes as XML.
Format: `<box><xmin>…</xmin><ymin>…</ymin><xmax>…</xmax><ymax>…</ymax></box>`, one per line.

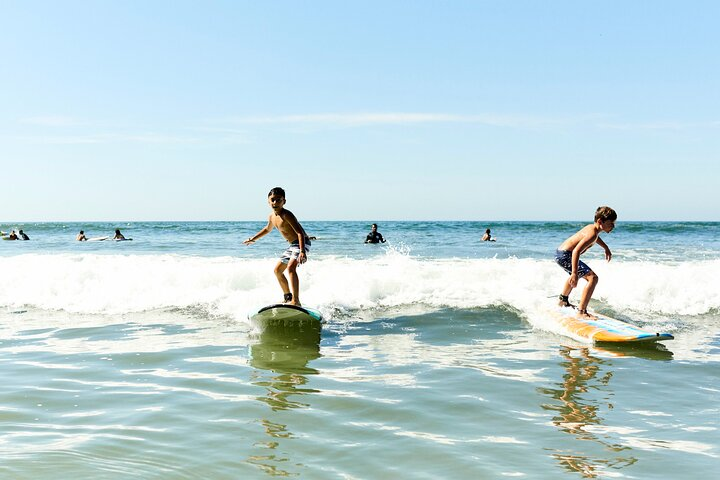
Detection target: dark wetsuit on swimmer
<box><xmin>365</xmin><ymin>232</ymin><xmax>385</xmax><ymax>244</ymax></box>
<box><xmin>365</xmin><ymin>224</ymin><xmax>386</xmax><ymax>244</ymax></box>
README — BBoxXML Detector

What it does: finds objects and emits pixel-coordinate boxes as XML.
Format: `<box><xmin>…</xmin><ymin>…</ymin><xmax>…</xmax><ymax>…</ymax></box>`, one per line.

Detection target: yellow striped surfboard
<box><xmin>549</xmin><ymin>308</ymin><xmax>674</xmax><ymax>343</ymax></box>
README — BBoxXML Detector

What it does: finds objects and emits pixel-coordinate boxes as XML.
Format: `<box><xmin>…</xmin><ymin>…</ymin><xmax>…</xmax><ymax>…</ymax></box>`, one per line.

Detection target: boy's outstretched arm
<box><xmin>243</xmin><ymin>217</ymin><xmax>273</xmax><ymax>245</ymax></box>
<box><xmin>596</xmin><ymin>237</ymin><xmax>612</xmax><ymax>261</ymax></box>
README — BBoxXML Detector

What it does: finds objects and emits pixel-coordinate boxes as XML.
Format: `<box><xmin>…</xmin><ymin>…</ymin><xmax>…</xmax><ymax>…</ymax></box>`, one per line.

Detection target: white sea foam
<box><xmin>1</xmin><ymin>253</ymin><xmax>718</xmax><ymax>322</ymax></box>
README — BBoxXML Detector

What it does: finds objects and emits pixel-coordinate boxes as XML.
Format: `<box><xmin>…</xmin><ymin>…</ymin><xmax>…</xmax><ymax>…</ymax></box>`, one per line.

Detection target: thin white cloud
<box><xmin>215</xmin><ymin>113</ymin><xmax>720</xmax><ymax>132</ymax></box>
<box><xmin>16</xmin><ymin>114</ymin><xmax>715</xmax><ymax>146</ymax></box>
<box><xmin>219</xmin><ymin>112</ymin><xmax>573</xmax><ymax>128</ymax></box>
<box><xmin>597</xmin><ymin>120</ymin><xmax>720</xmax><ymax>131</ymax></box>
<box><xmin>7</xmin><ymin>129</ymin><xmax>249</xmax><ymax>146</ymax></box>
<box><xmin>19</xmin><ymin>116</ymin><xmax>85</xmax><ymax>127</ymax></box>
<box><xmin>31</xmin><ymin>133</ymin><xmax>202</xmax><ymax>145</ymax></box>
<box><xmin>12</xmin><ymin>117</ymin><xmax>251</xmax><ymax>145</ymax></box>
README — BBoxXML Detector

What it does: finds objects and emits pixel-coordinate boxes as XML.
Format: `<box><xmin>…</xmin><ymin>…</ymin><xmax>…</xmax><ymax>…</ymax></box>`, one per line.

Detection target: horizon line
<box><xmin>2</xmin><ymin>219</ymin><xmax>718</xmax><ymax>224</ymax></box>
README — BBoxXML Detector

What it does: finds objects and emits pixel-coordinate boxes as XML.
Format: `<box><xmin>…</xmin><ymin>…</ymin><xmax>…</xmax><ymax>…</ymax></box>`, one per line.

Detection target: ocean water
<box><xmin>0</xmin><ymin>221</ymin><xmax>718</xmax><ymax>479</ymax></box>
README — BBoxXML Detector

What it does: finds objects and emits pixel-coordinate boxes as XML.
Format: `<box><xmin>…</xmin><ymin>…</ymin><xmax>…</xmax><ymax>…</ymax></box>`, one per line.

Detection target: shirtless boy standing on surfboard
<box><xmin>244</xmin><ymin>187</ymin><xmax>310</xmax><ymax>306</ymax></box>
<box><xmin>555</xmin><ymin>206</ymin><xmax>617</xmax><ymax>319</ymax></box>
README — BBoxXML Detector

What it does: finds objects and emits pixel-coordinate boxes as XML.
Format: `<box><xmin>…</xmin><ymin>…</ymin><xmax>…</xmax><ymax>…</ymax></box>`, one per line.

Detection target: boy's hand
<box><xmin>243</xmin><ymin>238</ymin><xmax>255</xmax><ymax>245</ymax></box>
<box><xmin>604</xmin><ymin>248</ymin><xmax>612</xmax><ymax>261</ymax></box>
<box><xmin>569</xmin><ymin>273</ymin><xmax>578</xmax><ymax>288</ymax></box>
<box><xmin>298</xmin><ymin>251</ymin><xmax>307</xmax><ymax>264</ymax></box>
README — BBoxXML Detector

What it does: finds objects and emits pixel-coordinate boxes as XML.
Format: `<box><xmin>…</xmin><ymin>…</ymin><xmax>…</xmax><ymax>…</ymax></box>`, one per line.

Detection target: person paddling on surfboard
<box><xmin>243</xmin><ymin>187</ymin><xmax>310</xmax><ymax>307</ymax></box>
<box><xmin>555</xmin><ymin>206</ymin><xmax>616</xmax><ymax>319</ymax></box>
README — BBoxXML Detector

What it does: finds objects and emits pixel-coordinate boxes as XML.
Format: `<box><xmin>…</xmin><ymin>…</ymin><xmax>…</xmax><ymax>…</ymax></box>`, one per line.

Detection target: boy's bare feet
<box><xmin>578</xmin><ymin>309</ymin><xmax>597</xmax><ymax>320</ymax></box>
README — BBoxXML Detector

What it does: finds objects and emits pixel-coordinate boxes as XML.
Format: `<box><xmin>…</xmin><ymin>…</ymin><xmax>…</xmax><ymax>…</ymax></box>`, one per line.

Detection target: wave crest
<box><xmin>2</xmin><ymin>254</ymin><xmax>718</xmax><ymax>319</ymax></box>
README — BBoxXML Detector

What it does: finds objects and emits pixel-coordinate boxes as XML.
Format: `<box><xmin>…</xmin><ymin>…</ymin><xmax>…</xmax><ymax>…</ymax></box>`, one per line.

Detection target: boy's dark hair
<box><xmin>595</xmin><ymin>206</ymin><xmax>617</xmax><ymax>222</ymax></box>
<box><xmin>268</xmin><ymin>187</ymin><xmax>286</xmax><ymax>198</ymax></box>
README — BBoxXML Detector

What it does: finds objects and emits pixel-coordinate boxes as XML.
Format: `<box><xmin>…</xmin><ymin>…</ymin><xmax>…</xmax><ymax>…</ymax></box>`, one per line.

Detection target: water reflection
<box><xmin>593</xmin><ymin>342</ymin><xmax>674</xmax><ymax>361</ymax></box>
<box><xmin>539</xmin><ymin>346</ymin><xmax>637</xmax><ymax>477</ymax></box>
<box><xmin>246</xmin><ymin>320</ymin><xmax>321</xmax><ymax>476</ymax></box>
<box><xmin>246</xmin><ymin>419</ymin><xmax>296</xmax><ymax>477</ymax></box>
<box><xmin>249</xmin><ymin>319</ymin><xmax>321</xmax><ymax>411</ymax></box>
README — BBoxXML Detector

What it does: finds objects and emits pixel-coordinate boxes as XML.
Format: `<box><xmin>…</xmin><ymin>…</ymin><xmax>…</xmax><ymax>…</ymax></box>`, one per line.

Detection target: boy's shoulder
<box><xmin>576</xmin><ymin>223</ymin><xmax>601</xmax><ymax>238</ymax></box>
<box><xmin>271</xmin><ymin>208</ymin><xmax>296</xmax><ymax>222</ymax></box>
<box><xmin>279</xmin><ymin>208</ymin><xmax>300</xmax><ymax>219</ymax></box>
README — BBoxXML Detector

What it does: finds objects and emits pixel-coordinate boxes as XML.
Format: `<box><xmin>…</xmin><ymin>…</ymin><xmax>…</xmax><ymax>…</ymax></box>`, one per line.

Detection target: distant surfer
<box><xmin>482</xmin><ymin>228</ymin><xmax>495</xmax><ymax>242</ymax></box>
<box><xmin>113</xmin><ymin>229</ymin><xmax>126</xmax><ymax>240</ymax></box>
<box><xmin>77</xmin><ymin>230</ymin><xmax>87</xmax><ymax>241</ymax></box>
<box><xmin>365</xmin><ymin>224</ymin><xmax>386</xmax><ymax>244</ymax></box>
<box><xmin>555</xmin><ymin>206</ymin><xmax>616</xmax><ymax>319</ymax></box>
<box><xmin>7</xmin><ymin>230</ymin><xmax>18</xmax><ymax>240</ymax></box>
<box><xmin>19</xmin><ymin>230</ymin><xmax>29</xmax><ymax>240</ymax></box>
<box><xmin>243</xmin><ymin>187</ymin><xmax>310</xmax><ymax>307</ymax></box>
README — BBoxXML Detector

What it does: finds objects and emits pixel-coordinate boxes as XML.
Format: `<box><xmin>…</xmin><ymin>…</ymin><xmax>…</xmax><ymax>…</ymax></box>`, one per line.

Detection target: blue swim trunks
<box><xmin>555</xmin><ymin>250</ymin><xmax>591</xmax><ymax>278</ymax></box>
<box><xmin>280</xmin><ymin>239</ymin><xmax>311</xmax><ymax>265</ymax></box>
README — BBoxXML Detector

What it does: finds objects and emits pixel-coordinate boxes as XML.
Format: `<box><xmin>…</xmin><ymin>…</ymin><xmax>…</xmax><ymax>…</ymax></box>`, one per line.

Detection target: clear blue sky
<box><xmin>1</xmin><ymin>1</ymin><xmax>718</xmax><ymax>221</ymax></box>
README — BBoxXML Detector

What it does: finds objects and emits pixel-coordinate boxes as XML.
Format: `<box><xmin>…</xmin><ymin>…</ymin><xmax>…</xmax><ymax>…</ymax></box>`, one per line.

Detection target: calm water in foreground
<box><xmin>0</xmin><ymin>221</ymin><xmax>718</xmax><ymax>478</ymax></box>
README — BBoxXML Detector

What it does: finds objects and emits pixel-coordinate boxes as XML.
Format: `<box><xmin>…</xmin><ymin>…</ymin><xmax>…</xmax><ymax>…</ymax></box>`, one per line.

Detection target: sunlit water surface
<box><xmin>0</xmin><ymin>221</ymin><xmax>718</xmax><ymax>478</ymax></box>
